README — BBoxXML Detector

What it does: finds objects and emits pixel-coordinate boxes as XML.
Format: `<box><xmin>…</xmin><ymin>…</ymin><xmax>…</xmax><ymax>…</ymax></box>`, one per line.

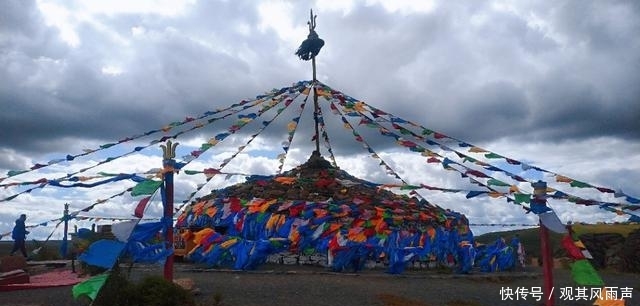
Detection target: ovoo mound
<box><xmin>176</xmin><ymin>152</ymin><xmax>475</xmax><ymax>273</ymax></box>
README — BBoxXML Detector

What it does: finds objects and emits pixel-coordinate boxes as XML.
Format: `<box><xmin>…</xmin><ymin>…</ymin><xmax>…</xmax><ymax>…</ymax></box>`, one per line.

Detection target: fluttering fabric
<box><xmin>111</xmin><ymin>220</ymin><xmax>138</xmax><ymax>242</ymax></box>
<box><xmin>124</xmin><ymin>221</ymin><xmax>172</xmax><ymax>264</ymax></box>
<box><xmin>569</xmin><ymin>259</ymin><xmax>604</xmax><ymax>286</ymax></box>
<box><xmin>538</xmin><ymin>211</ymin><xmax>568</xmax><ymax>234</ymax></box>
<box><xmin>177</xmin><ymin>195</ymin><xmax>474</xmax><ymax>274</ymax></box>
<box><xmin>475</xmin><ymin>237</ymin><xmax>516</xmax><ymax>272</ymax></box>
<box><xmin>72</xmin><ymin>273</ymin><xmax>109</xmax><ymax>301</ymax></box>
<box><xmin>78</xmin><ymin>239</ymin><xmax>126</xmax><ymax>269</ymax></box>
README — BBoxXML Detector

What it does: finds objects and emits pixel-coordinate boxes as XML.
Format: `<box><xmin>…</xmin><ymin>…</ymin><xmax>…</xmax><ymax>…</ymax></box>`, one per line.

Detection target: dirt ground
<box><xmin>1</xmin><ymin>263</ymin><xmax>639</xmax><ymax>306</ymax></box>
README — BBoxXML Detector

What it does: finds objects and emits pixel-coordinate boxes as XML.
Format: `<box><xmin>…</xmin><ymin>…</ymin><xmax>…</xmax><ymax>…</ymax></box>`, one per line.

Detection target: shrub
<box><xmin>91</xmin><ymin>268</ymin><xmax>196</xmax><ymax>306</ymax></box>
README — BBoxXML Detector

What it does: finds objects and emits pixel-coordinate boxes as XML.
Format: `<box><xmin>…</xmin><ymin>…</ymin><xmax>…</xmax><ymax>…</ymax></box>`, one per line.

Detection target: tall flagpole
<box><xmin>533</xmin><ymin>180</ymin><xmax>554</xmax><ymax>306</ymax></box>
<box><xmin>161</xmin><ymin>140</ymin><xmax>179</xmax><ymax>281</ymax></box>
<box><xmin>310</xmin><ymin>10</ymin><xmax>320</xmax><ymax>153</ymax></box>
<box><xmin>295</xmin><ymin>9</ymin><xmax>324</xmax><ymax>154</ymax></box>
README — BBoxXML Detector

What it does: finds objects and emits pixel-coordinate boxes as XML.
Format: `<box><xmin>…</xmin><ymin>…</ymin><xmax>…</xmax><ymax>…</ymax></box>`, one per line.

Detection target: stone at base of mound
<box><xmin>0</xmin><ymin>256</ymin><xmax>27</xmax><ymax>272</ymax></box>
<box><xmin>173</xmin><ymin>277</ymin><xmax>200</xmax><ymax>295</ymax></box>
<box><xmin>0</xmin><ymin>269</ymin><xmax>29</xmax><ymax>286</ymax></box>
<box><xmin>264</xmin><ymin>252</ymin><xmax>444</xmax><ymax>270</ymax></box>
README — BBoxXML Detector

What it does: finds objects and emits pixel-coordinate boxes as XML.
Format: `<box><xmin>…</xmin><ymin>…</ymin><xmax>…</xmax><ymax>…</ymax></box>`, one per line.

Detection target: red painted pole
<box><xmin>533</xmin><ymin>181</ymin><xmax>554</xmax><ymax>306</ymax></box>
<box><xmin>161</xmin><ymin>140</ymin><xmax>178</xmax><ymax>281</ymax></box>
<box><xmin>163</xmin><ymin>158</ymin><xmax>174</xmax><ymax>281</ymax></box>
<box><xmin>540</xmin><ymin>218</ymin><xmax>554</xmax><ymax>305</ymax></box>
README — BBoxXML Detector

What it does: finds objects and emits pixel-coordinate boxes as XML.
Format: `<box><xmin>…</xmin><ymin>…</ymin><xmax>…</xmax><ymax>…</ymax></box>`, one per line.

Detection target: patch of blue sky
<box><xmin>245</xmin><ymin>148</ymin><xmax>280</xmax><ymax>159</ymax></box>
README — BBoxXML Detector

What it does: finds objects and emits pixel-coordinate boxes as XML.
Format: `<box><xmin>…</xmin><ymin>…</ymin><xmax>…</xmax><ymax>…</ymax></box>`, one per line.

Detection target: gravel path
<box><xmin>1</xmin><ymin>263</ymin><xmax>638</xmax><ymax>306</ymax></box>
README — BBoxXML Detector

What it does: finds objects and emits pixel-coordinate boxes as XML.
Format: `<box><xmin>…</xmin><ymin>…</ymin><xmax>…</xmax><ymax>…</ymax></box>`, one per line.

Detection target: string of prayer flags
<box><xmin>555</xmin><ymin>226</ymin><xmax>626</xmax><ymax>305</ymax></box>
<box><xmin>1</xmin><ymin>94</ymin><xmax>271</xmax><ymax>202</ymax></box>
<box><xmin>278</xmin><ymin>89</ymin><xmax>310</xmax><ymax>173</ymax></box>
<box><xmin>330</xmin><ymin>101</ymin><xmax>407</xmax><ymax>186</ymax></box>
<box><xmin>324</xmin><ymin>91</ymin><xmax>526</xmax><ymax>208</ymax></box>
<box><xmin>1</xmin><ymin>90</ymin><xmax>271</xmax><ymax>187</ymax></box>
<box><xmin>316</xmin><ymin>99</ymin><xmax>338</xmax><ymax>167</ymax></box>
<box><xmin>315</xmin><ymin>81</ymin><xmax>638</xmax><ymax>215</ymax></box>
<box><xmin>177</xmin><ymin>88</ymin><xmax>305</xmax><ymax>207</ymax></box>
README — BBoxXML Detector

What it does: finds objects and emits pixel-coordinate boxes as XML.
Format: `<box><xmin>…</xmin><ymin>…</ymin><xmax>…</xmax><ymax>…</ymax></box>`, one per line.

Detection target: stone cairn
<box><xmin>193</xmin><ymin>151</ymin><xmax>449</xmax><ymax>269</ymax></box>
<box><xmin>204</xmin><ymin>151</ymin><xmax>418</xmax><ymax>206</ymax></box>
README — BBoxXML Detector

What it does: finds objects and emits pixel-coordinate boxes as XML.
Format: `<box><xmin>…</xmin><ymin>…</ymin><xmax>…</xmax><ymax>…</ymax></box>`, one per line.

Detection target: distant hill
<box><xmin>475</xmin><ymin>223</ymin><xmax>640</xmax><ymax>258</ymax></box>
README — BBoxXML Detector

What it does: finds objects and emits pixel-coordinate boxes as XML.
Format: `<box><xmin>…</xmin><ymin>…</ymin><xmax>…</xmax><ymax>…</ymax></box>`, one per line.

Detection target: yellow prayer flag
<box><xmin>468</xmin><ymin>147</ymin><xmax>488</xmax><ymax>153</ymax></box>
<box><xmin>509</xmin><ymin>185</ymin><xmax>520</xmax><ymax>194</ymax></box>
<box><xmin>574</xmin><ymin>240</ymin><xmax>586</xmax><ymax>249</ymax></box>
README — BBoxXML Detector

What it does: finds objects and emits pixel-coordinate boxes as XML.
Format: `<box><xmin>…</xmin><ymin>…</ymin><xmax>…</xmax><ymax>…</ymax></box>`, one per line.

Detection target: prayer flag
<box><xmin>72</xmin><ymin>273</ymin><xmax>109</xmax><ymax>300</ymax></box>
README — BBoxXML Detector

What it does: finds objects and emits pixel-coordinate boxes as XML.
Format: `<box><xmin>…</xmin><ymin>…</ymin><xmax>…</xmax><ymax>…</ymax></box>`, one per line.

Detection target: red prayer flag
<box><xmin>134</xmin><ymin>196</ymin><xmax>151</xmax><ymax>218</ymax></box>
<box><xmin>561</xmin><ymin>235</ymin><xmax>585</xmax><ymax>260</ymax></box>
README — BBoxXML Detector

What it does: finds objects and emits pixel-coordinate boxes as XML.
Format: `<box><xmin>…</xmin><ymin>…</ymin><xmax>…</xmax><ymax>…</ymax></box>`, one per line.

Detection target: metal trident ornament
<box><xmin>160</xmin><ymin>140</ymin><xmax>179</xmax><ymax>160</ymax></box>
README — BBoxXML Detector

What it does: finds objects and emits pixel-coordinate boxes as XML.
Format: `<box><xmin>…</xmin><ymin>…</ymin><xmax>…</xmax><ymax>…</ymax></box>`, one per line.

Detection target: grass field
<box><xmin>474</xmin><ymin>223</ymin><xmax>640</xmax><ymax>258</ymax></box>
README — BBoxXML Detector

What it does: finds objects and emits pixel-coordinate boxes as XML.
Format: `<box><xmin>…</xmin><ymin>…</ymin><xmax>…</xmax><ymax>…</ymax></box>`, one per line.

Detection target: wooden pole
<box><xmin>533</xmin><ymin>180</ymin><xmax>554</xmax><ymax>306</ymax></box>
<box><xmin>161</xmin><ymin>140</ymin><xmax>179</xmax><ymax>281</ymax></box>
<box><xmin>310</xmin><ymin>9</ymin><xmax>320</xmax><ymax>153</ymax></box>
<box><xmin>62</xmin><ymin>203</ymin><xmax>69</xmax><ymax>258</ymax></box>
<box><xmin>312</xmin><ymin>59</ymin><xmax>320</xmax><ymax>153</ymax></box>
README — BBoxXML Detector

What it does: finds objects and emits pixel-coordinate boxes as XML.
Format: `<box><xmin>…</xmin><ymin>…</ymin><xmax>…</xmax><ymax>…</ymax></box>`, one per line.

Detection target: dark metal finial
<box><xmin>295</xmin><ymin>9</ymin><xmax>324</xmax><ymax>61</ymax></box>
<box><xmin>308</xmin><ymin>9</ymin><xmax>317</xmax><ymax>31</ymax></box>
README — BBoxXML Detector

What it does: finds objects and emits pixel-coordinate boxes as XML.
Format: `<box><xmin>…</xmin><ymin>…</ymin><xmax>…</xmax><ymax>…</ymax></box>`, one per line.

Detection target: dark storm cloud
<box><xmin>0</xmin><ymin>0</ymin><xmax>300</xmax><ymax>161</ymax></box>
<box><xmin>312</xmin><ymin>1</ymin><xmax>640</xmax><ymax>146</ymax></box>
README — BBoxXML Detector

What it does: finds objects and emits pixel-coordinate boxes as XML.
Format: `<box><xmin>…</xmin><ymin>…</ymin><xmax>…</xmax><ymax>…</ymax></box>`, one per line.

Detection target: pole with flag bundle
<box><xmin>161</xmin><ymin>140</ymin><xmax>179</xmax><ymax>281</ymax></box>
<box><xmin>533</xmin><ymin>180</ymin><xmax>554</xmax><ymax>306</ymax></box>
<box><xmin>295</xmin><ymin>9</ymin><xmax>324</xmax><ymax>153</ymax></box>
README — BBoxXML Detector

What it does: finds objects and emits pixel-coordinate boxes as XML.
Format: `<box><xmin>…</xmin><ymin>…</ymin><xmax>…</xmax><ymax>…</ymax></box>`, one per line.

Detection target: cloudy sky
<box><xmin>1</xmin><ymin>0</ymin><xmax>639</xmax><ymax>241</ymax></box>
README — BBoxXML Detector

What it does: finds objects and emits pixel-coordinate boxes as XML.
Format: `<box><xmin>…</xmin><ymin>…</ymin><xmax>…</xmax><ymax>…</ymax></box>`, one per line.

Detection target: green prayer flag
<box><xmin>72</xmin><ymin>273</ymin><xmax>109</xmax><ymax>300</ymax></box>
<box><xmin>96</xmin><ymin>172</ymin><xmax>114</xmax><ymax>176</ymax></box>
<box><xmin>131</xmin><ymin>180</ymin><xmax>162</xmax><ymax>196</ymax></box>
<box><xmin>8</xmin><ymin>170</ymin><xmax>28</xmax><ymax>177</ymax></box>
<box><xmin>570</xmin><ymin>180</ymin><xmax>592</xmax><ymax>188</ymax></box>
<box><xmin>183</xmin><ymin>170</ymin><xmax>200</xmax><ymax>175</ymax></box>
<box><xmin>570</xmin><ymin>259</ymin><xmax>604</xmax><ymax>286</ymax></box>
<box><xmin>487</xmin><ymin>179</ymin><xmax>510</xmax><ymax>187</ymax></box>
<box><xmin>400</xmin><ymin>185</ymin><xmax>420</xmax><ymax>190</ymax></box>
<box><xmin>484</xmin><ymin>152</ymin><xmax>503</xmax><ymax>159</ymax></box>
<box><xmin>514</xmin><ymin>193</ymin><xmax>530</xmax><ymax>204</ymax></box>
<box><xmin>463</xmin><ymin>156</ymin><xmax>477</xmax><ymax>163</ymax></box>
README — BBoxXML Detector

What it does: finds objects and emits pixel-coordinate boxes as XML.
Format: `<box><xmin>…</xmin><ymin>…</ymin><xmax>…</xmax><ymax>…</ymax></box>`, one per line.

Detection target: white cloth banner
<box><xmin>538</xmin><ymin>211</ymin><xmax>567</xmax><ymax>234</ymax></box>
<box><xmin>111</xmin><ymin>220</ymin><xmax>139</xmax><ymax>242</ymax></box>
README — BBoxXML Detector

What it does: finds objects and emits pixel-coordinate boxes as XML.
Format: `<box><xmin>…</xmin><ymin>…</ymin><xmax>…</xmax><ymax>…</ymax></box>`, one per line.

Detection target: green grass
<box><xmin>474</xmin><ymin>223</ymin><xmax>640</xmax><ymax>258</ymax></box>
<box><xmin>571</xmin><ymin>223</ymin><xmax>640</xmax><ymax>237</ymax></box>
